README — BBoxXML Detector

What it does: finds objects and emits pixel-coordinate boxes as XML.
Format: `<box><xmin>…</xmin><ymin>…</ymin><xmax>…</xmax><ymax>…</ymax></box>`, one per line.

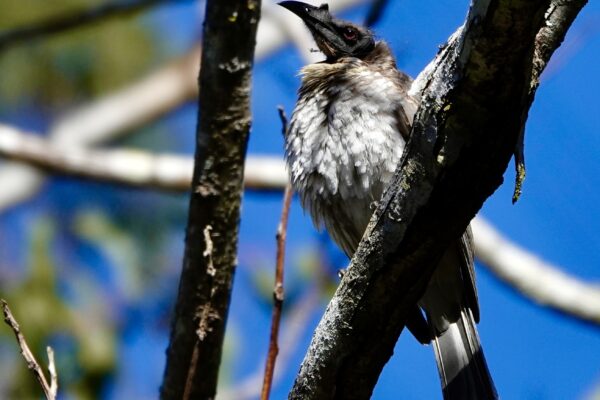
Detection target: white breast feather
<box><xmin>286</xmin><ymin>67</ymin><xmax>407</xmax><ymax>254</ymax></box>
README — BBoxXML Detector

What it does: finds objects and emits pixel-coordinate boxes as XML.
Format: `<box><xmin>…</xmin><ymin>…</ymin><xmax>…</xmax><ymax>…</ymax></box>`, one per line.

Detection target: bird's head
<box><xmin>279</xmin><ymin>1</ymin><xmax>375</xmax><ymax>61</ymax></box>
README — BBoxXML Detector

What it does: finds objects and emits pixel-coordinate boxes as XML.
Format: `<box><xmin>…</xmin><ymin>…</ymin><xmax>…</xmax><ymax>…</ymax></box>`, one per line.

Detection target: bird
<box><xmin>278</xmin><ymin>2</ymin><xmax>498</xmax><ymax>399</ymax></box>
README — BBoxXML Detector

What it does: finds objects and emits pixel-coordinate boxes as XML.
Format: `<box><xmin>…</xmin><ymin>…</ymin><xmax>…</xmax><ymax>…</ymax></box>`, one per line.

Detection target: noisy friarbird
<box><xmin>279</xmin><ymin>2</ymin><xmax>497</xmax><ymax>399</ymax></box>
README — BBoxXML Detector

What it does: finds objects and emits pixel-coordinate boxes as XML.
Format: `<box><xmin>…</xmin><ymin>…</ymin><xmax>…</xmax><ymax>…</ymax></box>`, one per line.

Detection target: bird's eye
<box><xmin>343</xmin><ymin>27</ymin><xmax>357</xmax><ymax>41</ymax></box>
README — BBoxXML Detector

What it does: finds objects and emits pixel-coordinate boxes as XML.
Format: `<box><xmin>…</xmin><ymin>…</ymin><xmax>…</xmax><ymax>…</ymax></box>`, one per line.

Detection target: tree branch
<box><xmin>513</xmin><ymin>0</ymin><xmax>588</xmax><ymax>202</ymax></box>
<box><xmin>288</xmin><ymin>0</ymin><xmax>587</xmax><ymax>398</ymax></box>
<box><xmin>0</xmin><ymin>123</ymin><xmax>287</xmax><ymax>192</ymax></box>
<box><xmin>1</xmin><ymin>299</ymin><xmax>58</xmax><ymax>400</ymax></box>
<box><xmin>472</xmin><ymin>218</ymin><xmax>600</xmax><ymax>326</ymax></box>
<box><xmin>159</xmin><ymin>0</ymin><xmax>262</xmax><ymax>398</ymax></box>
<box><xmin>260</xmin><ymin>182</ymin><xmax>293</xmax><ymax>400</ymax></box>
<box><xmin>260</xmin><ymin>108</ymin><xmax>293</xmax><ymax>400</ymax></box>
<box><xmin>0</xmin><ymin>0</ymin><xmax>187</xmax><ymax>52</ymax></box>
<box><xmin>220</xmin><ymin>287</ymin><xmax>322</xmax><ymax>400</ymax></box>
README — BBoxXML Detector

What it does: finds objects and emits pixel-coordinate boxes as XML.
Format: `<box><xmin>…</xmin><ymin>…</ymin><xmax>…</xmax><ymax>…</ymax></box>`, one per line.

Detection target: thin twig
<box><xmin>220</xmin><ymin>286</ymin><xmax>321</xmax><ymax>400</ymax></box>
<box><xmin>46</xmin><ymin>347</ymin><xmax>58</xmax><ymax>399</ymax></box>
<box><xmin>260</xmin><ymin>106</ymin><xmax>293</xmax><ymax>400</ymax></box>
<box><xmin>260</xmin><ymin>182</ymin><xmax>293</xmax><ymax>400</ymax></box>
<box><xmin>0</xmin><ymin>0</ymin><xmax>187</xmax><ymax>52</ymax></box>
<box><xmin>1</xmin><ymin>299</ymin><xmax>58</xmax><ymax>400</ymax></box>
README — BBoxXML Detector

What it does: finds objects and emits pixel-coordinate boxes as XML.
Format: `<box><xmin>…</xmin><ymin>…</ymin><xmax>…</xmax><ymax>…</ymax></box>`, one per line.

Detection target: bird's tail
<box><xmin>431</xmin><ymin>308</ymin><xmax>497</xmax><ymax>400</ymax></box>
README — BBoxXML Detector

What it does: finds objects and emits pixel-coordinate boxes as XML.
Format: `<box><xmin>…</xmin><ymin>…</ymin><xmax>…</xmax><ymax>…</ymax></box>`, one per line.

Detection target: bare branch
<box><xmin>261</xmin><ymin>181</ymin><xmax>293</xmax><ymax>400</ymax></box>
<box><xmin>220</xmin><ymin>287</ymin><xmax>322</xmax><ymax>400</ymax></box>
<box><xmin>46</xmin><ymin>347</ymin><xmax>58</xmax><ymax>399</ymax></box>
<box><xmin>0</xmin><ymin>0</ymin><xmax>185</xmax><ymax>52</ymax></box>
<box><xmin>259</xmin><ymin>107</ymin><xmax>293</xmax><ymax>400</ymax></box>
<box><xmin>160</xmin><ymin>0</ymin><xmax>262</xmax><ymax>398</ymax></box>
<box><xmin>0</xmin><ymin>123</ymin><xmax>287</xmax><ymax>192</ymax></box>
<box><xmin>1</xmin><ymin>299</ymin><xmax>58</xmax><ymax>400</ymax></box>
<box><xmin>472</xmin><ymin>218</ymin><xmax>600</xmax><ymax>325</ymax></box>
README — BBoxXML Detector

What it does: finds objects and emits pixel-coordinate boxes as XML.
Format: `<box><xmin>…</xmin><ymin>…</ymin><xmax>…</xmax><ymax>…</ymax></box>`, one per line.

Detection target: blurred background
<box><xmin>0</xmin><ymin>0</ymin><xmax>598</xmax><ymax>399</ymax></box>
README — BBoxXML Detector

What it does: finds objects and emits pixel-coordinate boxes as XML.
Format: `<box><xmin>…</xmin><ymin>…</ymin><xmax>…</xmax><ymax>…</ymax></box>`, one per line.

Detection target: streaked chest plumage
<box><xmin>285</xmin><ymin>56</ymin><xmax>413</xmax><ymax>255</ymax></box>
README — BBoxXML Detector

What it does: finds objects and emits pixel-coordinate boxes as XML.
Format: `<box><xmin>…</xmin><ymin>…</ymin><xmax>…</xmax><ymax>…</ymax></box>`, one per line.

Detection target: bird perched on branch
<box><xmin>279</xmin><ymin>2</ymin><xmax>497</xmax><ymax>399</ymax></box>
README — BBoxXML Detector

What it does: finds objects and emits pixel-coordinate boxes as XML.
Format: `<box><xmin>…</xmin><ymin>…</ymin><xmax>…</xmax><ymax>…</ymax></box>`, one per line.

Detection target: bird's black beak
<box><xmin>278</xmin><ymin>1</ymin><xmax>330</xmax><ymax>25</ymax></box>
<box><xmin>278</xmin><ymin>1</ymin><xmax>347</xmax><ymax>58</ymax></box>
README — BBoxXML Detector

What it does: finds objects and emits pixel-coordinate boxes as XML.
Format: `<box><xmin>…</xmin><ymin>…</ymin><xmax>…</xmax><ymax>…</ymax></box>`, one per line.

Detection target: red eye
<box><xmin>343</xmin><ymin>27</ymin><xmax>357</xmax><ymax>41</ymax></box>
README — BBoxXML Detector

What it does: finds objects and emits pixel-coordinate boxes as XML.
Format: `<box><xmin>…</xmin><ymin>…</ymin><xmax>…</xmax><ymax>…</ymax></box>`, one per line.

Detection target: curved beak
<box><xmin>278</xmin><ymin>1</ymin><xmax>347</xmax><ymax>57</ymax></box>
<box><xmin>278</xmin><ymin>1</ymin><xmax>329</xmax><ymax>23</ymax></box>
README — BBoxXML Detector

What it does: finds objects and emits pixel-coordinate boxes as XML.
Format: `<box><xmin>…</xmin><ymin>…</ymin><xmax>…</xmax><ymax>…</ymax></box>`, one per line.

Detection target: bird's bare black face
<box><xmin>278</xmin><ymin>1</ymin><xmax>375</xmax><ymax>61</ymax></box>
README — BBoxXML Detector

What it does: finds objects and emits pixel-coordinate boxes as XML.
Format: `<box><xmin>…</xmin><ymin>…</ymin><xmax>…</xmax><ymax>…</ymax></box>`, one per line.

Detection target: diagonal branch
<box><xmin>159</xmin><ymin>0</ymin><xmax>262</xmax><ymax>399</ymax></box>
<box><xmin>289</xmin><ymin>0</ymin><xmax>588</xmax><ymax>399</ymax></box>
<box><xmin>2</xmin><ymin>299</ymin><xmax>58</xmax><ymax>400</ymax></box>
<box><xmin>0</xmin><ymin>0</ymin><xmax>188</xmax><ymax>52</ymax></box>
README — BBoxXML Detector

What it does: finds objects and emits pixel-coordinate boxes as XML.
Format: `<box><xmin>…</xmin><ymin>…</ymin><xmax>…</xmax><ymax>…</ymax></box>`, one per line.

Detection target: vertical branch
<box><xmin>260</xmin><ymin>107</ymin><xmax>293</xmax><ymax>400</ymax></box>
<box><xmin>260</xmin><ymin>183</ymin><xmax>293</xmax><ymax>400</ymax></box>
<box><xmin>160</xmin><ymin>1</ymin><xmax>262</xmax><ymax>399</ymax></box>
<box><xmin>1</xmin><ymin>299</ymin><xmax>58</xmax><ymax>400</ymax></box>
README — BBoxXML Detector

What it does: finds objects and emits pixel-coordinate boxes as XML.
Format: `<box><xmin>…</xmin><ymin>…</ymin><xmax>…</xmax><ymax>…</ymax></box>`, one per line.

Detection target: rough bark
<box><xmin>288</xmin><ymin>0</ymin><xmax>588</xmax><ymax>399</ymax></box>
<box><xmin>160</xmin><ymin>1</ymin><xmax>261</xmax><ymax>399</ymax></box>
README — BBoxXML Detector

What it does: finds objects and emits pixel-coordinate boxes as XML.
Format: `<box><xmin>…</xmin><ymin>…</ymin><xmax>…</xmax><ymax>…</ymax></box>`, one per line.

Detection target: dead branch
<box><xmin>219</xmin><ymin>287</ymin><xmax>322</xmax><ymax>400</ymax></box>
<box><xmin>259</xmin><ymin>107</ymin><xmax>293</xmax><ymax>400</ymax></box>
<box><xmin>0</xmin><ymin>123</ymin><xmax>287</xmax><ymax>192</ymax></box>
<box><xmin>1</xmin><ymin>299</ymin><xmax>58</xmax><ymax>400</ymax></box>
<box><xmin>260</xmin><ymin>180</ymin><xmax>293</xmax><ymax>400</ymax></box>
